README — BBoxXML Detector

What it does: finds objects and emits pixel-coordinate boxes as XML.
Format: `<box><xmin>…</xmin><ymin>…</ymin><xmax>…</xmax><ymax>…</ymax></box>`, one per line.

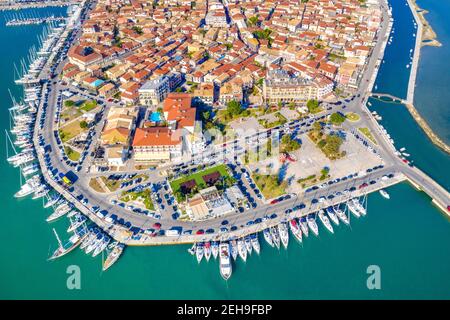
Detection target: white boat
<box><xmin>211</xmin><ymin>241</ymin><xmax>219</xmax><ymax>259</ymax></box>
<box><xmin>346</xmin><ymin>201</ymin><xmax>361</xmax><ymax>218</ymax></box>
<box><xmin>187</xmin><ymin>244</ymin><xmax>196</xmax><ymax>255</ymax></box>
<box><xmin>299</xmin><ymin>218</ymin><xmax>309</xmax><ymax>237</ymax></box>
<box><xmin>318</xmin><ymin>210</ymin><xmax>334</xmax><ymax>233</ymax></box>
<box><xmin>278</xmin><ymin>222</ymin><xmax>289</xmax><ymax>249</ymax></box>
<box><xmin>250</xmin><ymin>234</ymin><xmax>260</xmax><ymax>255</ymax></box>
<box><xmin>44</xmin><ymin>195</ymin><xmax>60</xmax><ymax>208</ymax></box>
<box><xmin>351</xmin><ymin>198</ymin><xmax>367</xmax><ymax>216</ymax></box>
<box><xmin>270</xmin><ymin>227</ymin><xmax>281</xmax><ymax>249</ymax></box>
<box><xmin>230</xmin><ymin>240</ymin><xmax>238</xmax><ymax>261</ymax></box>
<box><xmin>237</xmin><ymin>239</ymin><xmax>247</xmax><ymax>262</ymax></box>
<box><xmin>289</xmin><ymin>219</ymin><xmax>303</xmax><ymax>243</ymax></box>
<box><xmin>102</xmin><ymin>243</ymin><xmax>125</xmax><ymax>271</ymax></box>
<box><xmin>244</xmin><ymin>236</ymin><xmax>252</xmax><ymax>254</ymax></box>
<box><xmin>379</xmin><ymin>189</ymin><xmax>390</xmax><ymax>199</ymax></box>
<box><xmin>46</xmin><ymin>203</ymin><xmax>71</xmax><ymax>222</ymax></box>
<box><xmin>334</xmin><ymin>207</ymin><xmax>350</xmax><ymax>225</ymax></box>
<box><xmin>307</xmin><ymin>215</ymin><xmax>319</xmax><ymax>236</ymax></box>
<box><xmin>196</xmin><ymin>243</ymin><xmax>204</xmax><ymax>263</ymax></box>
<box><xmin>48</xmin><ymin>227</ymin><xmax>88</xmax><ymax>260</ymax></box>
<box><xmin>219</xmin><ymin>242</ymin><xmax>232</xmax><ymax>280</ymax></box>
<box><xmin>263</xmin><ymin>228</ymin><xmax>274</xmax><ymax>247</ymax></box>
<box><xmin>67</xmin><ymin>215</ymin><xmax>87</xmax><ymax>233</ymax></box>
<box><xmin>204</xmin><ymin>242</ymin><xmax>212</xmax><ymax>262</ymax></box>
<box><xmin>86</xmin><ymin>234</ymin><xmax>103</xmax><ymax>255</ymax></box>
<box><xmin>93</xmin><ymin>237</ymin><xmax>110</xmax><ymax>257</ymax></box>
<box><xmin>326</xmin><ymin>207</ymin><xmax>340</xmax><ymax>226</ymax></box>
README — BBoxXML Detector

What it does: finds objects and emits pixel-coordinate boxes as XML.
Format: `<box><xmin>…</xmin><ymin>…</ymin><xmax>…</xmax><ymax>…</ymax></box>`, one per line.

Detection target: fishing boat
<box><xmin>288</xmin><ymin>219</ymin><xmax>303</xmax><ymax>243</ymax></box>
<box><xmin>211</xmin><ymin>241</ymin><xmax>219</xmax><ymax>259</ymax></box>
<box><xmin>278</xmin><ymin>222</ymin><xmax>289</xmax><ymax>249</ymax></box>
<box><xmin>307</xmin><ymin>215</ymin><xmax>319</xmax><ymax>236</ymax></box>
<box><xmin>204</xmin><ymin>242</ymin><xmax>212</xmax><ymax>262</ymax></box>
<box><xmin>230</xmin><ymin>240</ymin><xmax>238</xmax><ymax>261</ymax></box>
<box><xmin>326</xmin><ymin>207</ymin><xmax>340</xmax><ymax>226</ymax></box>
<box><xmin>250</xmin><ymin>234</ymin><xmax>260</xmax><ymax>255</ymax></box>
<box><xmin>244</xmin><ymin>236</ymin><xmax>253</xmax><ymax>254</ymax></box>
<box><xmin>270</xmin><ymin>226</ymin><xmax>281</xmax><ymax>249</ymax></box>
<box><xmin>263</xmin><ymin>228</ymin><xmax>274</xmax><ymax>247</ymax></box>
<box><xmin>46</xmin><ymin>202</ymin><xmax>71</xmax><ymax>222</ymax></box>
<box><xmin>379</xmin><ymin>189</ymin><xmax>390</xmax><ymax>199</ymax></box>
<box><xmin>334</xmin><ymin>207</ymin><xmax>350</xmax><ymax>225</ymax></box>
<box><xmin>196</xmin><ymin>242</ymin><xmax>204</xmax><ymax>263</ymax></box>
<box><xmin>318</xmin><ymin>210</ymin><xmax>334</xmax><ymax>234</ymax></box>
<box><xmin>102</xmin><ymin>243</ymin><xmax>125</xmax><ymax>271</ymax></box>
<box><xmin>299</xmin><ymin>217</ymin><xmax>309</xmax><ymax>237</ymax></box>
<box><xmin>219</xmin><ymin>242</ymin><xmax>232</xmax><ymax>280</ymax></box>
<box><xmin>48</xmin><ymin>227</ymin><xmax>88</xmax><ymax>260</ymax></box>
<box><xmin>237</xmin><ymin>239</ymin><xmax>247</xmax><ymax>262</ymax></box>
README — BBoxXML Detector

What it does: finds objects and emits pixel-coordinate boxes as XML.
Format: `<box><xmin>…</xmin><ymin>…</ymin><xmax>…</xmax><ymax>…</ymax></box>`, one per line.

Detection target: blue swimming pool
<box><xmin>149</xmin><ymin>112</ymin><xmax>162</xmax><ymax>122</ymax></box>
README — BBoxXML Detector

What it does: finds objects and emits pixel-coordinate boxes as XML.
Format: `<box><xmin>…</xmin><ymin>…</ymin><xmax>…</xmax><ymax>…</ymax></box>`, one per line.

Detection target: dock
<box><xmin>0</xmin><ymin>0</ymin><xmax>75</xmax><ymax>11</ymax></box>
<box><xmin>6</xmin><ymin>16</ymin><xmax>66</xmax><ymax>27</ymax></box>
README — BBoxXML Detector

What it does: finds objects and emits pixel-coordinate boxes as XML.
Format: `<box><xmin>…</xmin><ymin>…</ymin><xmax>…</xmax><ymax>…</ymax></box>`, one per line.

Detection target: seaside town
<box><xmin>5</xmin><ymin>0</ymin><xmax>450</xmax><ymax>280</ymax></box>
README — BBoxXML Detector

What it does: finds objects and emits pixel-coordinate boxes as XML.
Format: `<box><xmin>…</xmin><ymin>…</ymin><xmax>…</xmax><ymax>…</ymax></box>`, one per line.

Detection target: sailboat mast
<box><xmin>53</xmin><ymin>228</ymin><xmax>63</xmax><ymax>248</ymax></box>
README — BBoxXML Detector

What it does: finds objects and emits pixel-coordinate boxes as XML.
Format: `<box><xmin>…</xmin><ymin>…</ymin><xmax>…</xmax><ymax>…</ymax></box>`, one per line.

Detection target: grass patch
<box><xmin>120</xmin><ymin>189</ymin><xmax>155</xmax><ymax>211</ymax></box>
<box><xmin>252</xmin><ymin>173</ymin><xmax>286</xmax><ymax>199</ymax></box>
<box><xmin>64</xmin><ymin>146</ymin><xmax>80</xmax><ymax>161</ymax></box>
<box><xmin>346</xmin><ymin>112</ymin><xmax>360</xmax><ymax>122</ymax></box>
<box><xmin>80</xmin><ymin>100</ymin><xmax>98</xmax><ymax>112</ymax></box>
<box><xmin>258</xmin><ymin>112</ymin><xmax>287</xmax><ymax>129</ymax></box>
<box><xmin>358</xmin><ymin>127</ymin><xmax>377</xmax><ymax>144</ymax></box>
<box><xmin>59</xmin><ymin>119</ymin><xmax>87</xmax><ymax>142</ymax></box>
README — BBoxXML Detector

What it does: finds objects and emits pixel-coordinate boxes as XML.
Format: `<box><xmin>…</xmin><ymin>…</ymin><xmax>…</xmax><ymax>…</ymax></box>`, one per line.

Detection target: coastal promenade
<box><xmin>406</xmin><ymin>0</ymin><xmax>422</xmax><ymax>105</ymax></box>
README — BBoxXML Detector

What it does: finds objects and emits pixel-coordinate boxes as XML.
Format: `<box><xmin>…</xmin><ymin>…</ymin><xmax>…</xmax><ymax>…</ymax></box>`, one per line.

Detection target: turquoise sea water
<box><xmin>0</xmin><ymin>1</ymin><xmax>449</xmax><ymax>299</ymax></box>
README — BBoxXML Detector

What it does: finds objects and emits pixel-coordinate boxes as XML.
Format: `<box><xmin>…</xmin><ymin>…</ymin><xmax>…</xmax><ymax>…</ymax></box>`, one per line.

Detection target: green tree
<box><xmin>80</xmin><ymin>120</ymin><xmax>88</xmax><ymax>129</ymax></box>
<box><xmin>307</xmin><ymin>99</ymin><xmax>319</xmax><ymax>113</ymax></box>
<box><xmin>226</xmin><ymin>100</ymin><xmax>242</xmax><ymax>116</ymax></box>
<box><xmin>64</xmin><ymin>100</ymin><xmax>75</xmax><ymax>107</ymax></box>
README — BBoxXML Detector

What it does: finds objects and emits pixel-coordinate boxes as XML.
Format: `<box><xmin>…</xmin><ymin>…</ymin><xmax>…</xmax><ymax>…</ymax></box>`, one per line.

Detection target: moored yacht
<box><xmin>335</xmin><ymin>207</ymin><xmax>350</xmax><ymax>225</ymax></box>
<box><xmin>196</xmin><ymin>242</ymin><xmax>204</xmax><ymax>263</ymax></box>
<box><xmin>299</xmin><ymin>217</ymin><xmax>309</xmax><ymax>237</ymax></box>
<box><xmin>251</xmin><ymin>234</ymin><xmax>260</xmax><ymax>255</ymax></box>
<box><xmin>211</xmin><ymin>241</ymin><xmax>219</xmax><ymax>259</ymax></box>
<box><xmin>244</xmin><ymin>236</ymin><xmax>252</xmax><ymax>254</ymax></box>
<box><xmin>307</xmin><ymin>214</ymin><xmax>319</xmax><ymax>236</ymax></box>
<box><xmin>263</xmin><ymin>228</ymin><xmax>274</xmax><ymax>247</ymax></box>
<box><xmin>230</xmin><ymin>240</ymin><xmax>238</xmax><ymax>261</ymax></box>
<box><xmin>289</xmin><ymin>219</ymin><xmax>303</xmax><ymax>243</ymax></box>
<box><xmin>270</xmin><ymin>226</ymin><xmax>281</xmax><ymax>249</ymax></box>
<box><xmin>237</xmin><ymin>239</ymin><xmax>247</xmax><ymax>262</ymax></box>
<box><xmin>102</xmin><ymin>243</ymin><xmax>125</xmax><ymax>271</ymax></box>
<box><xmin>219</xmin><ymin>242</ymin><xmax>232</xmax><ymax>280</ymax></box>
<box><xmin>326</xmin><ymin>207</ymin><xmax>340</xmax><ymax>226</ymax></box>
<box><xmin>204</xmin><ymin>242</ymin><xmax>211</xmax><ymax>262</ymax></box>
<box><xmin>346</xmin><ymin>200</ymin><xmax>361</xmax><ymax>218</ymax></box>
<box><xmin>278</xmin><ymin>222</ymin><xmax>289</xmax><ymax>249</ymax></box>
<box><xmin>350</xmin><ymin>198</ymin><xmax>366</xmax><ymax>216</ymax></box>
<box><xmin>46</xmin><ymin>202</ymin><xmax>71</xmax><ymax>222</ymax></box>
<box><xmin>318</xmin><ymin>210</ymin><xmax>334</xmax><ymax>233</ymax></box>
<box><xmin>48</xmin><ymin>227</ymin><xmax>88</xmax><ymax>260</ymax></box>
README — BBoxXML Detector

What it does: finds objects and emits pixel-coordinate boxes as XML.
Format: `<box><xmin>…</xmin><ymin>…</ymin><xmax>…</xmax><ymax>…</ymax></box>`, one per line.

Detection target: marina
<box><xmin>0</xmin><ymin>0</ymin><xmax>449</xmax><ymax>295</ymax></box>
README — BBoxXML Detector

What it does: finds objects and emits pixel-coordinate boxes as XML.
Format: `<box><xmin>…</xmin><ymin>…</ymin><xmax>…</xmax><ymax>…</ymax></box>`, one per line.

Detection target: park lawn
<box><xmin>64</xmin><ymin>146</ymin><xmax>80</xmax><ymax>161</ymax></box>
<box><xmin>252</xmin><ymin>173</ymin><xmax>287</xmax><ymax>199</ymax></box>
<box><xmin>61</xmin><ymin>104</ymin><xmax>82</xmax><ymax>122</ymax></box>
<box><xmin>170</xmin><ymin>164</ymin><xmax>230</xmax><ymax>197</ymax></box>
<box><xmin>80</xmin><ymin>100</ymin><xmax>98</xmax><ymax>112</ymax></box>
<box><xmin>120</xmin><ymin>189</ymin><xmax>155</xmax><ymax>211</ymax></box>
<box><xmin>59</xmin><ymin>119</ymin><xmax>87</xmax><ymax>143</ymax></box>
<box><xmin>346</xmin><ymin>112</ymin><xmax>361</xmax><ymax>122</ymax></box>
<box><xmin>358</xmin><ymin>127</ymin><xmax>378</xmax><ymax>144</ymax></box>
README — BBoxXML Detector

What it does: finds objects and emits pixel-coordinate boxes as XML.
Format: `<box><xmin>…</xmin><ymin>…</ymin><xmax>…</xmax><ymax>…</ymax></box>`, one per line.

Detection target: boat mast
<box><xmin>53</xmin><ymin>228</ymin><xmax>63</xmax><ymax>249</ymax></box>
